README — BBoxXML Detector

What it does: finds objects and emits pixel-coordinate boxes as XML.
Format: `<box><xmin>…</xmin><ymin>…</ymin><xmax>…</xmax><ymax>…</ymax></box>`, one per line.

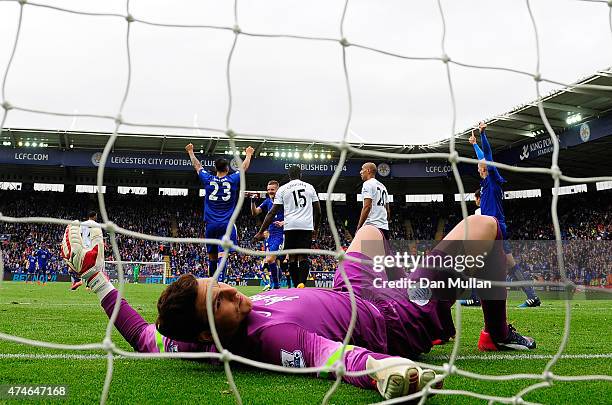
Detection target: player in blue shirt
<box><xmin>259</xmin><ymin>235</ymin><xmax>272</xmax><ymax>291</ymax></box>
<box><xmin>462</xmin><ymin>122</ymin><xmax>540</xmax><ymax>308</ymax></box>
<box><xmin>36</xmin><ymin>245</ymin><xmax>50</xmax><ymax>285</ymax></box>
<box><xmin>25</xmin><ymin>253</ymin><xmax>37</xmax><ymax>284</ymax></box>
<box><xmin>186</xmin><ymin>143</ymin><xmax>254</xmax><ymax>282</ymax></box>
<box><xmin>251</xmin><ymin>180</ymin><xmax>285</xmax><ymax>289</ymax></box>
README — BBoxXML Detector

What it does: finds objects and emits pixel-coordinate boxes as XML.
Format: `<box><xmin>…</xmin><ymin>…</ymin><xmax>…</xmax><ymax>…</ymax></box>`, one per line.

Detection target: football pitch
<box><xmin>0</xmin><ymin>282</ymin><xmax>610</xmax><ymax>404</ymax></box>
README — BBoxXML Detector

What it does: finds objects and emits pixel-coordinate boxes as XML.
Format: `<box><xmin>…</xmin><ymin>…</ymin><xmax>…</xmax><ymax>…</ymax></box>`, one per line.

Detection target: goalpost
<box><xmin>104</xmin><ymin>261</ymin><xmax>168</xmax><ymax>285</ymax></box>
<box><xmin>0</xmin><ymin>1</ymin><xmax>611</xmax><ymax>405</ymax></box>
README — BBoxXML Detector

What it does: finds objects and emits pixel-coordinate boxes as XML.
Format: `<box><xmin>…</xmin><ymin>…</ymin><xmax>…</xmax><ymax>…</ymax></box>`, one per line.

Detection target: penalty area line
<box><xmin>428</xmin><ymin>353</ymin><xmax>612</xmax><ymax>361</ymax></box>
<box><xmin>0</xmin><ymin>353</ymin><xmax>126</xmax><ymax>360</ymax></box>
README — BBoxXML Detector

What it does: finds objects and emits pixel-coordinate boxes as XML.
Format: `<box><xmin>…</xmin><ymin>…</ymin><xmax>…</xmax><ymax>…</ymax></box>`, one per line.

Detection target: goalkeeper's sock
<box><xmin>476</xmin><ymin>229</ymin><xmax>510</xmax><ymax>342</ymax></box>
<box><xmin>88</xmin><ymin>272</ymin><xmax>115</xmax><ymax>302</ymax></box>
<box><xmin>481</xmin><ymin>300</ymin><xmax>509</xmax><ymax>342</ymax></box>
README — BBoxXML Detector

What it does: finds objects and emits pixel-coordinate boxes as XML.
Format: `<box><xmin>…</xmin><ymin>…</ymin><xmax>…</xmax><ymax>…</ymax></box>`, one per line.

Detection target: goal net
<box><xmin>1</xmin><ymin>1</ymin><xmax>612</xmax><ymax>405</ymax></box>
<box><xmin>104</xmin><ymin>261</ymin><xmax>168</xmax><ymax>285</ymax></box>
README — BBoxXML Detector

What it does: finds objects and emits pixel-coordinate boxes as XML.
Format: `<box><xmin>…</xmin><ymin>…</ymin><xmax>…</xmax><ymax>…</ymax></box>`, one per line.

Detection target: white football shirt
<box><xmin>361</xmin><ymin>178</ymin><xmax>389</xmax><ymax>230</ymax></box>
<box><xmin>81</xmin><ymin>219</ymin><xmax>99</xmax><ymax>248</ymax></box>
<box><xmin>274</xmin><ymin>179</ymin><xmax>319</xmax><ymax>231</ymax></box>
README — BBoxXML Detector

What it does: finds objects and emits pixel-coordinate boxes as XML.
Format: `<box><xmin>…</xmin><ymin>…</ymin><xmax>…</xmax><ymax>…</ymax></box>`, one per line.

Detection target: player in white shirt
<box><xmin>254</xmin><ymin>165</ymin><xmax>321</xmax><ymax>288</ymax></box>
<box><xmin>81</xmin><ymin>211</ymin><xmax>100</xmax><ymax>249</ymax></box>
<box><xmin>71</xmin><ymin>211</ymin><xmax>99</xmax><ymax>291</ymax></box>
<box><xmin>474</xmin><ymin>189</ymin><xmax>482</xmax><ymax>216</ymax></box>
<box><xmin>357</xmin><ymin>162</ymin><xmax>390</xmax><ymax>239</ymax></box>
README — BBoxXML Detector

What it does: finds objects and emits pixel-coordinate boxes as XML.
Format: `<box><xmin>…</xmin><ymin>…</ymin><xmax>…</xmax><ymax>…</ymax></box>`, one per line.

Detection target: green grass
<box><xmin>0</xmin><ymin>281</ymin><xmax>610</xmax><ymax>404</ymax></box>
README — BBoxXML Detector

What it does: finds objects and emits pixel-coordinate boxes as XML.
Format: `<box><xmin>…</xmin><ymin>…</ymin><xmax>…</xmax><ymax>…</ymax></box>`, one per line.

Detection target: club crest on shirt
<box><xmin>408</xmin><ymin>286</ymin><xmax>431</xmax><ymax>306</ymax></box>
<box><xmin>281</xmin><ymin>349</ymin><xmax>305</xmax><ymax>368</ymax></box>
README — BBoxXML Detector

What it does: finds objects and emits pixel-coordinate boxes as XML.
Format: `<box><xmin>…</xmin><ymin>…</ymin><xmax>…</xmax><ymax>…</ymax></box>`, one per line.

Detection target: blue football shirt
<box><xmin>198</xmin><ymin>169</ymin><xmax>241</xmax><ymax>224</ymax></box>
<box><xmin>258</xmin><ymin>197</ymin><xmax>284</xmax><ymax>235</ymax></box>
<box><xmin>36</xmin><ymin>248</ymin><xmax>50</xmax><ymax>267</ymax></box>
<box><xmin>27</xmin><ymin>255</ymin><xmax>37</xmax><ymax>270</ymax></box>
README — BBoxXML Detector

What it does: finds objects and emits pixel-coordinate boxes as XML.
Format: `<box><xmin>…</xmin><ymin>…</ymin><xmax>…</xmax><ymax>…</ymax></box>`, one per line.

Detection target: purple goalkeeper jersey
<box><xmin>124</xmin><ymin>251</ymin><xmax>468</xmax><ymax>388</ymax></box>
<box><xmin>131</xmin><ymin>288</ymin><xmax>390</xmax><ymax>388</ymax></box>
<box><xmin>136</xmin><ymin>287</ymin><xmax>389</xmax><ymax>377</ymax></box>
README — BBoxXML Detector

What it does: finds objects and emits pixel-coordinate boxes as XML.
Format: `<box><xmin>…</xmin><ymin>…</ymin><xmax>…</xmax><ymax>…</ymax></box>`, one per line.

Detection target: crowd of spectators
<box><xmin>450</xmin><ymin>192</ymin><xmax>612</xmax><ymax>285</ymax></box>
<box><xmin>1</xmin><ymin>189</ymin><xmax>610</xmax><ymax>286</ymax></box>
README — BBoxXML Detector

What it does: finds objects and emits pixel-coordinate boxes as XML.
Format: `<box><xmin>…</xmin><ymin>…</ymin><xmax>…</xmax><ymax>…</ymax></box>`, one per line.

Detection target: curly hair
<box><xmin>156</xmin><ymin>274</ymin><xmax>209</xmax><ymax>342</ymax></box>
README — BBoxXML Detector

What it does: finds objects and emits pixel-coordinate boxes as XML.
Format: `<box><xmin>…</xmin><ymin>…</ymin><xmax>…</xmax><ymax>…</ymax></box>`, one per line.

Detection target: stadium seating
<box><xmin>1</xmin><ymin>190</ymin><xmax>610</xmax><ymax>286</ymax></box>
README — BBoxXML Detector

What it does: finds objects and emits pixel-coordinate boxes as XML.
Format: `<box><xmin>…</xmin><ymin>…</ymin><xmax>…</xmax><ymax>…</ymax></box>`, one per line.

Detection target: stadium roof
<box><xmin>451</xmin><ymin>67</ymin><xmax>612</xmax><ymax>153</ymax></box>
<box><xmin>2</xmin><ymin>67</ymin><xmax>612</xmax><ymax>156</ymax></box>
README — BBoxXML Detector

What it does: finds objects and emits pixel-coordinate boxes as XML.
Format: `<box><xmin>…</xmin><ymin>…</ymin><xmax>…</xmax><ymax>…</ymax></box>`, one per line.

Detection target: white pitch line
<box><xmin>0</xmin><ymin>353</ymin><xmax>610</xmax><ymax>361</ymax></box>
<box><xmin>428</xmin><ymin>353</ymin><xmax>612</xmax><ymax>361</ymax></box>
<box><xmin>0</xmin><ymin>353</ymin><xmax>123</xmax><ymax>360</ymax></box>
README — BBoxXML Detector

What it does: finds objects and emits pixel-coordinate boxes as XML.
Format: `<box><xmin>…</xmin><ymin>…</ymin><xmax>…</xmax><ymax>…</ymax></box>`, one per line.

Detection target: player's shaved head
<box><xmin>288</xmin><ymin>165</ymin><xmax>301</xmax><ymax>180</ymax></box>
<box><xmin>360</xmin><ymin>162</ymin><xmax>377</xmax><ymax>181</ymax></box>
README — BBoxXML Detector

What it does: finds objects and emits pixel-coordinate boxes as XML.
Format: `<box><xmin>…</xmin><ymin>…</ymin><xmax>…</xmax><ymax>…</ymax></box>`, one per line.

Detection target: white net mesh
<box><xmin>1</xmin><ymin>0</ymin><xmax>612</xmax><ymax>404</ymax></box>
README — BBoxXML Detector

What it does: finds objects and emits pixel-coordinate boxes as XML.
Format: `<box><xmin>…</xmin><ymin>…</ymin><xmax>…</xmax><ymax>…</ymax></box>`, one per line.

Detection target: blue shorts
<box><xmin>497</xmin><ymin>221</ymin><xmax>512</xmax><ymax>254</ymax></box>
<box><xmin>267</xmin><ymin>233</ymin><xmax>284</xmax><ymax>253</ymax></box>
<box><xmin>28</xmin><ymin>267</ymin><xmax>36</xmax><ymax>274</ymax></box>
<box><xmin>205</xmin><ymin>222</ymin><xmax>238</xmax><ymax>254</ymax></box>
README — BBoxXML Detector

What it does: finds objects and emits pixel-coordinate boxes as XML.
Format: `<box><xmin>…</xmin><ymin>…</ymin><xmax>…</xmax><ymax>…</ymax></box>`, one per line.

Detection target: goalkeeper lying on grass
<box><xmin>60</xmin><ymin>214</ymin><xmax>535</xmax><ymax>401</ymax></box>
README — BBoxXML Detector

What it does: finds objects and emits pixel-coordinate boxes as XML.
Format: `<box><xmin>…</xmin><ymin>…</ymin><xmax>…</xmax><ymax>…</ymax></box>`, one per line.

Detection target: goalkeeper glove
<box><xmin>366</xmin><ymin>356</ymin><xmax>442</xmax><ymax>400</ymax></box>
<box><xmin>60</xmin><ymin>221</ymin><xmax>104</xmax><ymax>283</ymax></box>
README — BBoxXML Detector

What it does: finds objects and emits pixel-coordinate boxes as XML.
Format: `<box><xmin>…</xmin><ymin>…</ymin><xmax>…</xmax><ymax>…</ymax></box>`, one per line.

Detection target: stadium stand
<box><xmin>1</xmin><ymin>189</ymin><xmax>610</xmax><ymax>286</ymax></box>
